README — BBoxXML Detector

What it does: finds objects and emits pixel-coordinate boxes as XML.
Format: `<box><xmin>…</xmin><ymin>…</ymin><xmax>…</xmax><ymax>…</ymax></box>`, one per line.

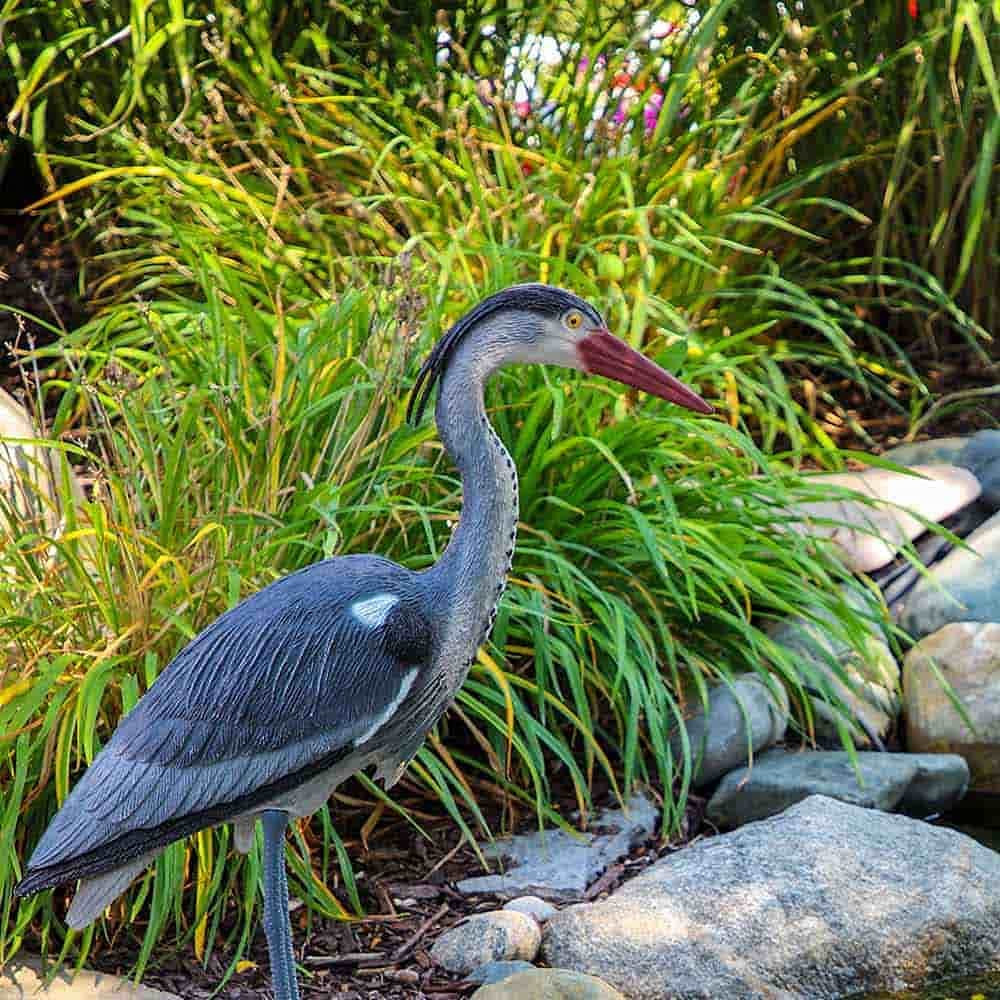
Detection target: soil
<box><xmin>0</xmin><ymin>146</ymin><xmax>84</xmax><ymax>378</ymax></box>
<box><xmin>37</xmin><ymin>787</ymin><xmax>706</xmax><ymax>999</ymax></box>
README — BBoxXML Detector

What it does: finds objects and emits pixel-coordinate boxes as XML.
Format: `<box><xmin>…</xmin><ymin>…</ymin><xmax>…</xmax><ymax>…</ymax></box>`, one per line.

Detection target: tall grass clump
<box><xmin>726</xmin><ymin>0</ymin><xmax>998</xmax><ymax>342</ymax></box>
<box><xmin>3</xmin><ymin>247</ymin><xmax>889</xmax><ymax>972</ymax></box>
<box><xmin>1</xmin><ymin>0</ymin><xmax>990</xmax><ymax>978</ymax></box>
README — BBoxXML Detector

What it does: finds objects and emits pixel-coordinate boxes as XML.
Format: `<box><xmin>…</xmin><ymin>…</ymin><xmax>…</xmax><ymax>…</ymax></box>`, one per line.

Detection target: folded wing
<box><xmin>17</xmin><ymin>555</ymin><xmax>432</xmax><ymax>895</ymax></box>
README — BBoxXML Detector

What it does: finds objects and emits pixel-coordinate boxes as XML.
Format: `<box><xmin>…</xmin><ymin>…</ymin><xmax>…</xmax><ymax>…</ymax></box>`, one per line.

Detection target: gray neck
<box><xmin>424</xmin><ymin>338</ymin><xmax>519</xmax><ymax>685</ymax></box>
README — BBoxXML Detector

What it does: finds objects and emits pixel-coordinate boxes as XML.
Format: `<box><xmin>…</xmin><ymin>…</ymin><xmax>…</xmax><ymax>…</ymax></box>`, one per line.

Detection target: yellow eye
<box><xmin>566</xmin><ymin>311</ymin><xmax>583</xmax><ymax>329</ymax></box>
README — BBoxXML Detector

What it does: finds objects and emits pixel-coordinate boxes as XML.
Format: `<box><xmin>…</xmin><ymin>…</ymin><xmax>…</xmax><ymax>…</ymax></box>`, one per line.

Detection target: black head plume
<box><xmin>406</xmin><ymin>284</ymin><xmax>596</xmax><ymax>425</ymax></box>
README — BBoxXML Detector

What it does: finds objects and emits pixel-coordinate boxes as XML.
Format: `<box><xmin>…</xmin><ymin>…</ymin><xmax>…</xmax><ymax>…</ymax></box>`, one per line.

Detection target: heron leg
<box><xmin>261</xmin><ymin>810</ymin><xmax>301</xmax><ymax>1000</ymax></box>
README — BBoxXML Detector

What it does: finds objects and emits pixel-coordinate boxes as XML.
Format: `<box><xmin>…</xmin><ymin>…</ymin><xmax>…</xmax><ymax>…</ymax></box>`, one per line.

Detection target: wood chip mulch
<box><xmin>74</xmin><ymin>793</ymin><xmax>707</xmax><ymax>999</ymax></box>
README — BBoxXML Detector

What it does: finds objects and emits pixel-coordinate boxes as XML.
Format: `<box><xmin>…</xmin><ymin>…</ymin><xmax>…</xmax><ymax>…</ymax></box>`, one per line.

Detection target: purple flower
<box><xmin>643</xmin><ymin>89</ymin><xmax>664</xmax><ymax>134</ymax></box>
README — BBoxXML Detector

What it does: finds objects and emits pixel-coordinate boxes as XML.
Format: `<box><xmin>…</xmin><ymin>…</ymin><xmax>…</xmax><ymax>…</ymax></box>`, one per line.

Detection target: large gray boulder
<box><xmin>541</xmin><ymin>796</ymin><xmax>1000</xmax><ymax>999</ymax></box>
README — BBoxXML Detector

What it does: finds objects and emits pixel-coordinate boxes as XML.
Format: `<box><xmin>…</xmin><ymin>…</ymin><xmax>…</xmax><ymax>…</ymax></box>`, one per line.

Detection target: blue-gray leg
<box><xmin>261</xmin><ymin>810</ymin><xmax>301</xmax><ymax>1000</ymax></box>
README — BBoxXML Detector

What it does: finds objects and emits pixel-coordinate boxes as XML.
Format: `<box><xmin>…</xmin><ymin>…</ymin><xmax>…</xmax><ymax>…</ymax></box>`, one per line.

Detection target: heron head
<box><xmin>408</xmin><ymin>283</ymin><xmax>712</xmax><ymax>423</ymax></box>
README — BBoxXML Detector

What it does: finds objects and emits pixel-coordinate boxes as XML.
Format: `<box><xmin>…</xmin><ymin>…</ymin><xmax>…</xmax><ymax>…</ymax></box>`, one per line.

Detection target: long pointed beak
<box><xmin>577</xmin><ymin>329</ymin><xmax>713</xmax><ymax>414</ymax></box>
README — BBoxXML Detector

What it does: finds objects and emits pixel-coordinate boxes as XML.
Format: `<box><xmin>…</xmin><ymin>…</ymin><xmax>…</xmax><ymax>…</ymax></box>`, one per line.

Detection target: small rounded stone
<box><xmin>467</xmin><ymin>959</ymin><xmax>537</xmax><ymax>985</ymax></box>
<box><xmin>503</xmin><ymin>895</ymin><xmax>558</xmax><ymax>924</ymax></box>
<box><xmin>471</xmin><ymin>968</ymin><xmax>626</xmax><ymax>999</ymax></box>
<box><xmin>431</xmin><ymin>911</ymin><xmax>541</xmax><ymax>975</ymax></box>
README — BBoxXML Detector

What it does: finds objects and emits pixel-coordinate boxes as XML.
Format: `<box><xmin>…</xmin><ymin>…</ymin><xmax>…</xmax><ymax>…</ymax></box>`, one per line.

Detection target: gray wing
<box><xmin>17</xmin><ymin>555</ymin><xmax>432</xmax><ymax>894</ymax></box>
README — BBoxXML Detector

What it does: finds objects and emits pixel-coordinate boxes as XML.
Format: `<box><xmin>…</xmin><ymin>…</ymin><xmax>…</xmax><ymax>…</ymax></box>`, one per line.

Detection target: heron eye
<box><xmin>565</xmin><ymin>311</ymin><xmax>583</xmax><ymax>330</ymax></box>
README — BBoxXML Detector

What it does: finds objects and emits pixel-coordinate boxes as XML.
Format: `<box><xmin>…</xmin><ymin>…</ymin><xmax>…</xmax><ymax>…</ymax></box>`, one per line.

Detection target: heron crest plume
<box><xmin>406</xmin><ymin>283</ymin><xmax>594</xmax><ymax>425</ymax></box>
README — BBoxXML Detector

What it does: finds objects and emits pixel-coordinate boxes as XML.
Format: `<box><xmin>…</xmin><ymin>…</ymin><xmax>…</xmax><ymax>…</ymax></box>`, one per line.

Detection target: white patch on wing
<box><xmin>355</xmin><ymin>668</ymin><xmax>419</xmax><ymax>745</ymax></box>
<box><xmin>350</xmin><ymin>592</ymin><xmax>399</xmax><ymax>627</ymax></box>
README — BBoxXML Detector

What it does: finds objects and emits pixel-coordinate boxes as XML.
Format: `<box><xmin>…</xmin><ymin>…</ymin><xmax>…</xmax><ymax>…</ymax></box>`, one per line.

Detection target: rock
<box><xmin>541</xmin><ymin>795</ymin><xmax>1000</xmax><ymax>999</ymax></box>
<box><xmin>1</xmin><ymin>387</ymin><xmax>55</xmax><ymax>531</ymax></box>
<box><xmin>873</xmin><ymin>498</ymin><xmax>994</xmax><ymax>607</ymax></box>
<box><xmin>960</xmin><ymin>430</ymin><xmax>1000</xmax><ymax>510</ymax></box>
<box><xmin>705</xmin><ymin>748</ymin><xmax>918</xmax><ymax>828</ymax></box>
<box><xmin>789</xmin><ymin>464</ymin><xmax>980</xmax><ymax>572</ymax></box>
<box><xmin>671</xmin><ymin>675</ymin><xmax>788</xmax><ymax>787</ymax></box>
<box><xmin>471</xmin><ymin>968</ymin><xmax>626</xmax><ymax>999</ymax></box>
<box><xmin>467</xmin><ymin>960</ymin><xmax>538</xmax><ymax>985</ymax></box>
<box><xmin>431</xmin><ymin>911</ymin><xmax>541</xmax><ymax>975</ymax></box>
<box><xmin>884</xmin><ymin>436</ymin><xmax>968</xmax><ymax>468</ymax></box>
<box><xmin>896</xmin><ymin>512</ymin><xmax>1000</xmax><ymax>638</ymax></box>
<box><xmin>706</xmin><ymin>748</ymin><xmax>970</xmax><ymax>828</ymax></box>
<box><xmin>456</xmin><ymin>794</ymin><xmax>657</xmax><ymax>900</ymax></box>
<box><xmin>0</xmin><ymin>958</ymin><xmax>180</xmax><ymax>998</ymax></box>
<box><xmin>0</xmin><ymin>388</ymin><xmax>82</xmax><ymax>537</ymax></box>
<box><xmin>771</xmin><ymin>591</ymin><xmax>899</xmax><ymax>747</ymax></box>
<box><xmin>503</xmin><ymin>895</ymin><xmax>558</xmax><ymax>923</ymax></box>
<box><xmin>806</xmin><ymin>633</ymin><xmax>899</xmax><ymax>748</ymax></box>
<box><xmin>896</xmin><ymin>753</ymin><xmax>970</xmax><ymax>817</ymax></box>
<box><xmin>904</xmin><ymin>622</ymin><xmax>1000</xmax><ymax>793</ymax></box>
<box><xmin>886</xmin><ymin>432</ymin><xmax>1000</xmax><ymax>512</ymax></box>
<box><xmin>0</xmin><ymin>388</ymin><xmax>91</xmax><ymax>582</ymax></box>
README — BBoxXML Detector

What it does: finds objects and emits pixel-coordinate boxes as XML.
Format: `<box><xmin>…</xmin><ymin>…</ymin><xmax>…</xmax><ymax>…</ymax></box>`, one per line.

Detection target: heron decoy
<box><xmin>15</xmin><ymin>284</ymin><xmax>711</xmax><ymax>999</ymax></box>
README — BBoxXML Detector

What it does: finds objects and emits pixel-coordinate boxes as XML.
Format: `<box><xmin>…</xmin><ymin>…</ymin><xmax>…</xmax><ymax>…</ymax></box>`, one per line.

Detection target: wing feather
<box><xmin>17</xmin><ymin>555</ymin><xmax>433</xmax><ymax>895</ymax></box>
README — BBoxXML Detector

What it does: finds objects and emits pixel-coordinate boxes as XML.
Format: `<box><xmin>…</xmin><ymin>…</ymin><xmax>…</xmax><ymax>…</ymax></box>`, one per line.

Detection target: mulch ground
<box><xmin>49</xmin><ymin>790</ymin><xmax>707</xmax><ymax>999</ymax></box>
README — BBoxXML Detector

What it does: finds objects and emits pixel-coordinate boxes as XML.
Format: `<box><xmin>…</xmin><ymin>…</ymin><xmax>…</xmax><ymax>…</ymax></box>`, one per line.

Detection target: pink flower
<box><xmin>577</xmin><ymin>53</ymin><xmax>607</xmax><ymax>84</ymax></box>
<box><xmin>515</xmin><ymin>100</ymin><xmax>532</xmax><ymax>118</ymax></box>
<box><xmin>643</xmin><ymin>89</ymin><xmax>664</xmax><ymax>134</ymax></box>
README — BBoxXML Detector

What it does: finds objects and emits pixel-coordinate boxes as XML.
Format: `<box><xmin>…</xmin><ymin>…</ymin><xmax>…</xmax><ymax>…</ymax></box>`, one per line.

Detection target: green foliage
<box><xmin>0</xmin><ymin>0</ymin><xmax>993</xmax><ymax>981</ymax></box>
<box><xmin>2</xmin><ymin>251</ymin><xmax>886</xmax><ymax>973</ymax></box>
<box><xmin>725</xmin><ymin>0</ymin><xmax>999</xmax><ymax>327</ymax></box>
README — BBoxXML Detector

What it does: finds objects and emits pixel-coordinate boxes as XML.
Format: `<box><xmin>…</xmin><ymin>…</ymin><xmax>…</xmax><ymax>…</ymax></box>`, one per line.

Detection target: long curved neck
<box><xmin>425</xmin><ymin>342</ymin><xmax>519</xmax><ymax>683</ymax></box>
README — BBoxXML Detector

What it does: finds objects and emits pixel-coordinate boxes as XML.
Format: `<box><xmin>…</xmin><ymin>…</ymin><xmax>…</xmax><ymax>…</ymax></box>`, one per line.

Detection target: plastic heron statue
<box><xmin>16</xmin><ymin>284</ymin><xmax>712</xmax><ymax>999</ymax></box>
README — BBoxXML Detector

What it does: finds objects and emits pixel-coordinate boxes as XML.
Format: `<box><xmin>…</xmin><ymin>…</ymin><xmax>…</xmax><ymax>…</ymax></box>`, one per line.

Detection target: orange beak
<box><xmin>577</xmin><ymin>329</ymin><xmax>713</xmax><ymax>414</ymax></box>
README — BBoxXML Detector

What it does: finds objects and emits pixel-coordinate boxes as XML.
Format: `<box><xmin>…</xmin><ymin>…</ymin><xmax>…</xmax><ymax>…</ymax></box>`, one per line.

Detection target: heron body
<box><xmin>16</xmin><ymin>284</ymin><xmax>710</xmax><ymax>998</ymax></box>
